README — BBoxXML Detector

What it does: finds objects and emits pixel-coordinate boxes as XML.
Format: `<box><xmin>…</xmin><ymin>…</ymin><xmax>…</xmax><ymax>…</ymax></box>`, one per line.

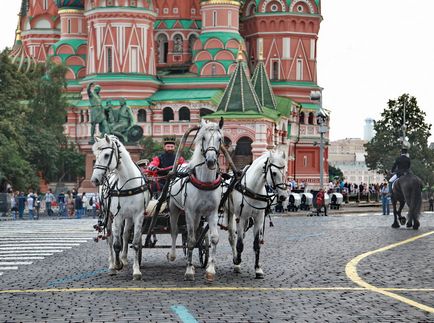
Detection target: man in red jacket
<box><xmin>316</xmin><ymin>188</ymin><xmax>327</xmax><ymax>216</ymax></box>
<box><xmin>147</xmin><ymin>137</ymin><xmax>186</xmax><ymax>196</ymax></box>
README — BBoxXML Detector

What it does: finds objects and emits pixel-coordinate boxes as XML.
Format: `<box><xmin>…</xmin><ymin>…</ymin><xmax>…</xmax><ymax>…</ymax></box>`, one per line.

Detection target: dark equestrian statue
<box><xmin>391</xmin><ymin>173</ymin><xmax>423</xmax><ymax>230</ymax></box>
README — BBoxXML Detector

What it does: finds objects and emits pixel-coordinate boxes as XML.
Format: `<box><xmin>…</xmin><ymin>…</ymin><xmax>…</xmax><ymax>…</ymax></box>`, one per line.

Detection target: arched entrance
<box><xmin>233</xmin><ymin>137</ymin><xmax>253</xmax><ymax>168</ymax></box>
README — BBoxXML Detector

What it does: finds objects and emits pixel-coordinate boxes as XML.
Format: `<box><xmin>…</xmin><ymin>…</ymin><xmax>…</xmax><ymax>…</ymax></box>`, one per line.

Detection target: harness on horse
<box><xmin>92</xmin><ymin>140</ymin><xmax>149</xmax><ymax>242</ymax></box>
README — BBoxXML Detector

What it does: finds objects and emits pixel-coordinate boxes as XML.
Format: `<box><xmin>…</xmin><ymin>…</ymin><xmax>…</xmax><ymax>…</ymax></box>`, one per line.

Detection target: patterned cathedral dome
<box><xmin>55</xmin><ymin>0</ymin><xmax>84</xmax><ymax>9</ymax></box>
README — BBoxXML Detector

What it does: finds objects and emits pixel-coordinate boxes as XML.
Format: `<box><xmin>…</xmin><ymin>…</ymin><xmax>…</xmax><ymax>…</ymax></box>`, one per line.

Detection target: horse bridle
<box><xmin>93</xmin><ymin>141</ymin><xmax>121</xmax><ymax>175</ymax></box>
<box><xmin>263</xmin><ymin>156</ymin><xmax>287</xmax><ymax>191</ymax></box>
<box><xmin>200</xmin><ymin>127</ymin><xmax>222</xmax><ymax>159</ymax></box>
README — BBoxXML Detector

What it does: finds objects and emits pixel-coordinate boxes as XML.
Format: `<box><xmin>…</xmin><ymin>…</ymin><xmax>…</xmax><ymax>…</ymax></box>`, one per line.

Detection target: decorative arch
<box><xmin>77</xmin><ymin>68</ymin><xmax>86</xmax><ymax>78</ymax></box>
<box><xmin>56</xmin><ymin>44</ymin><xmax>74</xmax><ymax>55</ymax></box>
<box><xmin>163</xmin><ymin>107</ymin><xmax>174</xmax><ymax>122</ymax></box>
<box><xmin>290</xmin><ymin>0</ymin><xmax>315</xmax><ymax>14</ymax></box>
<box><xmin>227</xmin><ymin>63</ymin><xmax>237</xmax><ymax>74</ymax></box>
<box><xmin>261</xmin><ymin>0</ymin><xmax>287</xmax><ymax>13</ymax></box>
<box><xmin>77</xmin><ymin>45</ymin><xmax>87</xmax><ymax>55</ymax></box>
<box><xmin>235</xmin><ymin>137</ymin><xmax>253</xmax><ymax>156</ymax></box>
<box><xmin>156</xmin><ymin>33</ymin><xmax>169</xmax><ymax>63</ymax></box>
<box><xmin>188</xmin><ymin>33</ymin><xmax>199</xmax><ymax>54</ymax></box>
<box><xmin>65</xmin><ymin>67</ymin><xmax>76</xmax><ymax>80</ymax></box>
<box><xmin>226</xmin><ymin>39</ymin><xmax>240</xmax><ymax>49</ymax></box>
<box><xmin>201</xmin><ymin>62</ymin><xmax>225</xmax><ymax>76</ymax></box>
<box><xmin>204</xmin><ymin>38</ymin><xmax>224</xmax><ymax>50</ymax></box>
<box><xmin>172</xmin><ymin>33</ymin><xmax>183</xmax><ymax>53</ymax></box>
<box><xmin>179</xmin><ymin>107</ymin><xmax>190</xmax><ymax>121</ymax></box>
<box><xmin>66</xmin><ymin>56</ymin><xmax>86</xmax><ymax>65</ymax></box>
<box><xmin>214</xmin><ymin>50</ymin><xmax>235</xmax><ymax>61</ymax></box>
<box><xmin>33</xmin><ymin>17</ymin><xmax>52</xmax><ymax>29</ymax></box>
<box><xmin>245</xmin><ymin>1</ymin><xmax>256</xmax><ymax>16</ymax></box>
<box><xmin>194</xmin><ymin>51</ymin><xmax>213</xmax><ymax>61</ymax></box>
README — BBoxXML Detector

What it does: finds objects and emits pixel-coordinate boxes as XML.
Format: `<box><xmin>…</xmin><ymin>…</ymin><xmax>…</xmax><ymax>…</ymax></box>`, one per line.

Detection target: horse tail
<box><xmin>408</xmin><ymin>177</ymin><xmax>423</xmax><ymax>222</ymax></box>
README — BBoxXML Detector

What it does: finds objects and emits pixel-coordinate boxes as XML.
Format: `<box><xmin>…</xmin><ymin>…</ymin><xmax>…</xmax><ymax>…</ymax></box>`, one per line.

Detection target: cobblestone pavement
<box><xmin>1</xmin><ymin>212</ymin><xmax>434</xmax><ymax>322</ymax></box>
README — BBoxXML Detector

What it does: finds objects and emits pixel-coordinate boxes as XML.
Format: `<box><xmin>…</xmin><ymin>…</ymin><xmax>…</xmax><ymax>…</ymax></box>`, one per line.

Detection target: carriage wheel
<box><xmin>197</xmin><ymin>234</ymin><xmax>209</xmax><ymax>269</ymax></box>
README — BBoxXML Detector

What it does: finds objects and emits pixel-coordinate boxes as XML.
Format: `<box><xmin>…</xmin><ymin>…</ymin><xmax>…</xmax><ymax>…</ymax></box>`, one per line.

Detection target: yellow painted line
<box><xmin>0</xmin><ymin>286</ymin><xmax>434</xmax><ymax>295</ymax></box>
<box><xmin>346</xmin><ymin>230</ymin><xmax>434</xmax><ymax>314</ymax></box>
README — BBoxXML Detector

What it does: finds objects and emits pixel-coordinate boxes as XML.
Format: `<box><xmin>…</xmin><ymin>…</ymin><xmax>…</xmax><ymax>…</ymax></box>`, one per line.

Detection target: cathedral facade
<box><xmin>10</xmin><ymin>0</ymin><xmax>328</xmax><ymax>189</ymax></box>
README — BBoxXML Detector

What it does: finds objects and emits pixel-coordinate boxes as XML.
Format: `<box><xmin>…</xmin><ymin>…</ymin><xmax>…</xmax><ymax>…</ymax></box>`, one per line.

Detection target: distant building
<box><xmin>329</xmin><ymin>138</ymin><xmax>384</xmax><ymax>184</ymax></box>
<box><xmin>363</xmin><ymin>118</ymin><xmax>375</xmax><ymax>141</ymax></box>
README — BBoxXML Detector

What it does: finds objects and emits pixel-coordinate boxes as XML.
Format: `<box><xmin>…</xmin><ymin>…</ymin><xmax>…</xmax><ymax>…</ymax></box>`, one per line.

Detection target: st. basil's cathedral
<box><xmin>9</xmin><ymin>0</ymin><xmax>328</xmax><ymax>190</ymax></box>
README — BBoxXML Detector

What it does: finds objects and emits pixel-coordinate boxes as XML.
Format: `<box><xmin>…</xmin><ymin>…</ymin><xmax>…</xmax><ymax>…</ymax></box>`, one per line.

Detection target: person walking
<box><xmin>66</xmin><ymin>191</ymin><xmax>75</xmax><ymax>218</ymax></box>
<box><xmin>34</xmin><ymin>193</ymin><xmax>41</xmax><ymax>219</ymax></box>
<box><xmin>27</xmin><ymin>192</ymin><xmax>35</xmax><ymax>220</ymax></box>
<box><xmin>81</xmin><ymin>193</ymin><xmax>88</xmax><ymax>217</ymax></box>
<box><xmin>10</xmin><ymin>191</ymin><xmax>18</xmax><ymax>220</ymax></box>
<box><xmin>429</xmin><ymin>195</ymin><xmax>434</xmax><ymax>212</ymax></box>
<box><xmin>18</xmin><ymin>192</ymin><xmax>26</xmax><ymax>220</ymax></box>
<box><xmin>58</xmin><ymin>191</ymin><xmax>66</xmax><ymax>218</ymax></box>
<box><xmin>75</xmin><ymin>193</ymin><xmax>83</xmax><ymax>219</ymax></box>
<box><xmin>380</xmin><ymin>182</ymin><xmax>390</xmax><ymax>215</ymax></box>
<box><xmin>45</xmin><ymin>189</ymin><xmax>55</xmax><ymax>217</ymax></box>
<box><xmin>316</xmin><ymin>188</ymin><xmax>327</xmax><ymax>216</ymax></box>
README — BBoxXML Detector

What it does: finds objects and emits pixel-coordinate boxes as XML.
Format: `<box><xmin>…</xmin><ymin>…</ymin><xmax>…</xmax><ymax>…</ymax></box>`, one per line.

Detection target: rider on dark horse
<box><xmin>389</xmin><ymin>146</ymin><xmax>411</xmax><ymax>193</ymax></box>
<box><xmin>147</xmin><ymin>137</ymin><xmax>185</xmax><ymax>197</ymax></box>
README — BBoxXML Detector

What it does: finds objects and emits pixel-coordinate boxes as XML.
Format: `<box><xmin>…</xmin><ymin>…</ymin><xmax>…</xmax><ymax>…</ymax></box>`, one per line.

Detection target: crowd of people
<box><xmin>8</xmin><ymin>188</ymin><xmax>99</xmax><ymax>220</ymax></box>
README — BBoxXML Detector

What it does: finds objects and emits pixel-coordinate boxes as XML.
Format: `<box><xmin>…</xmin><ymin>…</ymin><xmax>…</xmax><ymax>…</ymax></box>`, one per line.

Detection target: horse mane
<box><xmin>189</xmin><ymin>121</ymin><xmax>221</xmax><ymax>168</ymax></box>
<box><xmin>92</xmin><ymin>135</ymin><xmax>131</xmax><ymax>163</ymax></box>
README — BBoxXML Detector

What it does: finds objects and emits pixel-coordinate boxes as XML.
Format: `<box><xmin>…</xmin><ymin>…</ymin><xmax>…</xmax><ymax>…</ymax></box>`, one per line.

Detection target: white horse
<box><xmin>168</xmin><ymin>119</ymin><xmax>224</xmax><ymax>281</ymax></box>
<box><xmin>226</xmin><ymin>150</ymin><xmax>287</xmax><ymax>278</ymax></box>
<box><xmin>91</xmin><ymin>134</ymin><xmax>150</xmax><ymax>280</ymax></box>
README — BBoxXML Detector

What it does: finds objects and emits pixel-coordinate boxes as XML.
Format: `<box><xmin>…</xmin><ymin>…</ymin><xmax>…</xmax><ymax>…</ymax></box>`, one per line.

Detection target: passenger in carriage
<box><xmin>147</xmin><ymin>137</ymin><xmax>186</xmax><ymax>197</ymax></box>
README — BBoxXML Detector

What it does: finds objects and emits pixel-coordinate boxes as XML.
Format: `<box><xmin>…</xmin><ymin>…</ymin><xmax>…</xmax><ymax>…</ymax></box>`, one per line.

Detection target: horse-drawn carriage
<box><xmin>91</xmin><ymin>120</ymin><xmax>288</xmax><ymax>281</ymax></box>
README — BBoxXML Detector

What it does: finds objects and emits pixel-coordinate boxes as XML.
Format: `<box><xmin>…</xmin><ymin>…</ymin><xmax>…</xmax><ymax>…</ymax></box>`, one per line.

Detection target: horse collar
<box><xmin>189</xmin><ymin>173</ymin><xmax>222</xmax><ymax>191</ymax></box>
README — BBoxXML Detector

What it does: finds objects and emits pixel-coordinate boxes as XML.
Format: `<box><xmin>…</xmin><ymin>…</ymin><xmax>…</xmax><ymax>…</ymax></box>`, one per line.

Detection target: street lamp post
<box><xmin>310</xmin><ymin>90</ymin><xmax>328</xmax><ymax>189</ymax></box>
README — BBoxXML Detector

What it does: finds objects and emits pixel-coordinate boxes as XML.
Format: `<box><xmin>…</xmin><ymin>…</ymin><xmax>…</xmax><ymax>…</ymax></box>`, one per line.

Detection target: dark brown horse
<box><xmin>391</xmin><ymin>173</ymin><xmax>423</xmax><ymax>230</ymax></box>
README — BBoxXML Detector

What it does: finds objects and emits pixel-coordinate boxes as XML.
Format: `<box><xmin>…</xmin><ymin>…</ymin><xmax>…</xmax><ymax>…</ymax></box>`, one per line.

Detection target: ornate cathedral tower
<box><xmin>49</xmin><ymin>0</ymin><xmax>87</xmax><ymax>91</ymax></box>
<box><xmin>154</xmin><ymin>0</ymin><xmax>201</xmax><ymax>67</ymax></box>
<box><xmin>11</xmin><ymin>0</ymin><xmax>60</xmax><ymax>65</ymax></box>
<box><xmin>83</xmin><ymin>0</ymin><xmax>158</xmax><ymax>99</ymax></box>
<box><xmin>190</xmin><ymin>0</ymin><xmax>246</xmax><ymax>76</ymax></box>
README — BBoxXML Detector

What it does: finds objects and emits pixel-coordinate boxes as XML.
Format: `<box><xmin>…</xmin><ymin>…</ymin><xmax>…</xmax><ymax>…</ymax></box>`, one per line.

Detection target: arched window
<box><xmin>157</xmin><ymin>34</ymin><xmax>169</xmax><ymax>63</ymax></box>
<box><xmin>235</xmin><ymin>137</ymin><xmax>253</xmax><ymax>156</ymax></box>
<box><xmin>213</xmin><ymin>11</ymin><xmax>217</xmax><ymax>27</ymax></box>
<box><xmin>163</xmin><ymin>107</ymin><xmax>174</xmax><ymax>122</ymax></box>
<box><xmin>299</xmin><ymin>111</ymin><xmax>305</xmax><ymax>124</ymax></box>
<box><xmin>200</xmin><ymin>108</ymin><xmax>213</xmax><ymax>117</ymax></box>
<box><xmin>188</xmin><ymin>34</ymin><xmax>198</xmax><ymax>54</ymax></box>
<box><xmin>308</xmin><ymin>112</ymin><xmax>314</xmax><ymax>125</ymax></box>
<box><xmin>211</xmin><ymin>64</ymin><xmax>216</xmax><ymax>76</ymax></box>
<box><xmin>179</xmin><ymin>107</ymin><xmax>190</xmax><ymax>121</ymax></box>
<box><xmin>173</xmin><ymin>34</ymin><xmax>183</xmax><ymax>53</ymax></box>
<box><xmin>138</xmin><ymin>109</ymin><xmax>146</xmax><ymax>122</ymax></box>
<box><xmin>272</xmin><ymin>61</ymin><xmax>279</xmax><ymax>80</ymax></box>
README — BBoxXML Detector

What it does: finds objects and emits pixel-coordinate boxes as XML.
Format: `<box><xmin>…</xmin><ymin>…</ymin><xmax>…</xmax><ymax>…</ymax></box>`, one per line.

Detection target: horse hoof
<box><xmin>115</xmin><ymin>262</ymin><xmax>123</xmax><ymax>271</ymax></box>
<box><xmin>205</xmin><ymin>272</ymin><xmax>215</xmax><ymax>282</ymax></box>
<box><xmin>233</xmin><ymin>265</ymin><xmax>241</xmax><ymax>274</ymax></box>
<box><xmin>109</xmin><ymin>269</ymin><xmax>117</xmax><ymax>276</ymax></box>
<box><xmin>255</xmin><ymin>272</ymin><xmax>264</xmax><ymax>279</ymax></box>
<box><xmin>406</xmin><ymin>222</ymin><xmax>412</xmax><ymax>228</ymax></box>
<box><xmin>184</xmin><ymin>273</ymin><xmax>195</xmax><ymax>281</ymax></box>
<box><xmin>133</xmin><ymin>274</ymin><xmax>142</xmax><ymax>281</ymax></box>
<box><xmin>400</xmin><ymin>218</ymin><xmax>407</xmax><ymax>226</ymax></box>
<box><xmin>392</xmin><ymin>222</ymin><xmax>400</xmax><ymax>228</ymax></box>
<box><xmin>413</xmin><ymin>221</ymin><xmax>420</xmax><ymax>230</ymax></box>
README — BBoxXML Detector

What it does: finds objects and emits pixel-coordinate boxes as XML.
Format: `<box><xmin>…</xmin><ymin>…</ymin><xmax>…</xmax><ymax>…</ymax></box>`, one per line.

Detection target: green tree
<box><xmin>329</xmin><ymin>165</ymin><xmax>343</xmax><ymax>181</ymax></box>
<box><xmin>0</xmin><ymin>51</ymin><xmax>38</xmax><ymax>190</ymax></box>
<box><xmin>25</xmin><ymin>62</ymin><xmax>70</xmax><ymax>182</ymax></box>
<box><xmin>365</xmin><ymin>94</ymin><xmax>434</xmax><ymax>186</ymax></box>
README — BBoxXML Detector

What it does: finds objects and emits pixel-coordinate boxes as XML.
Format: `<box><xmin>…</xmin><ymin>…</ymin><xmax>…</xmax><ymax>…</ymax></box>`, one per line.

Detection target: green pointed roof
<box><xmin>217</xmin><ymin>59</ymin><xmax>263</xmax><ymax>113</ymax></box>
<box><xmin>251</xmin><ymin>60</ymin><xmax>277</xmax><ymax>110</ymax></box>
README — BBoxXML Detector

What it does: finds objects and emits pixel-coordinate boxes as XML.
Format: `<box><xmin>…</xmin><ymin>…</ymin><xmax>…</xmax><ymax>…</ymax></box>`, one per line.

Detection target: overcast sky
<box><xmin>1</xmin><ymin>1</ymin><xmax>433</xmax><ymax>141</ymax></box>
